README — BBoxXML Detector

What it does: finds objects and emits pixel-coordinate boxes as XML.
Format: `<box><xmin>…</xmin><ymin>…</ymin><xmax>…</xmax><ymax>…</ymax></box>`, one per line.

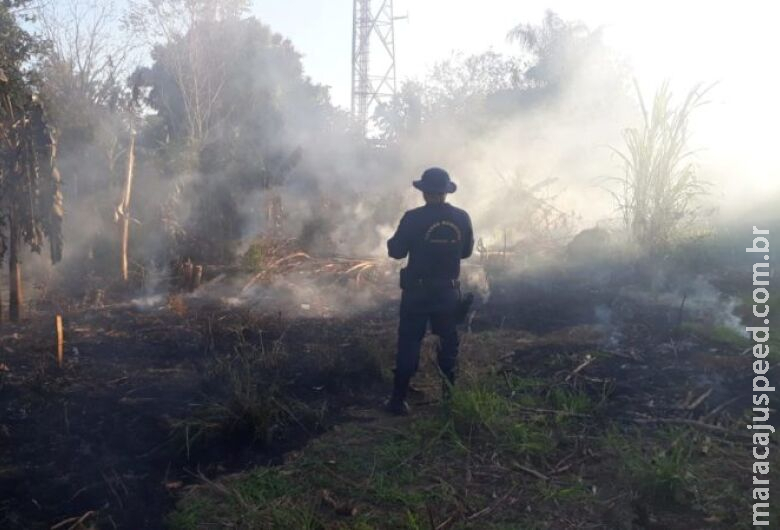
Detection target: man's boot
<box><xmin>385</xmin><ymin>374</ymin><xmax>411</xmax><ymax>416</ymax></box>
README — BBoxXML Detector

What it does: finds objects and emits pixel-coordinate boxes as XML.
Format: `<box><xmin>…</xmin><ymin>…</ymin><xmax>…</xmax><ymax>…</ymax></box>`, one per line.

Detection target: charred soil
<box><xmin>0</xmin><ymin>264</ymin><xmax>776</xmax><ymax>529</ymax></box>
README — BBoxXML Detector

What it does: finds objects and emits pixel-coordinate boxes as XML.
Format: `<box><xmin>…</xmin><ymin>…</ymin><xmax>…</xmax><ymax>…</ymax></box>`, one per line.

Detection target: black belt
<box><xmin>408</xmin><ymin>278</ymin><xmax>460</xmax><ymax>288</ymax></box>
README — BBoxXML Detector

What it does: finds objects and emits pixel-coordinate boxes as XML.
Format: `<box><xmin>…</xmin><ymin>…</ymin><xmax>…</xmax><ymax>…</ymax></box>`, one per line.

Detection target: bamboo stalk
<box><xmin>56</xmin><ymin>315</ymin><xmax>64</xmax><ymax>368</ymax></box>
<box><xmin>120</xmin><ymin>132</ymin><xmax>136</xmax><ymax>282</ymax></box>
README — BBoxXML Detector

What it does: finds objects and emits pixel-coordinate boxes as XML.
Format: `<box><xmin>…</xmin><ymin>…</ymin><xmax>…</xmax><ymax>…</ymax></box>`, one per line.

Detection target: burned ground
<box><xmin>0</xmin><ymin>259</ymin><xmax>776</xmax><ymax>529</ymax></box>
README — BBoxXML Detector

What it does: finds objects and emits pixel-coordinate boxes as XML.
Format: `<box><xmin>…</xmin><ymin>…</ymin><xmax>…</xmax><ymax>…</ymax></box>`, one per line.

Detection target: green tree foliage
<box><xmin>0</xmin><ymin>100</ymin><xmax>64</xmax><ymax>262</ymax></box>
<box><xmin>508</xmin><ymin>10</ymin><xmax>594</xmax><ymax>91</ymax></box>
<box><xmin>376</xmin><ymin>11</ymin><xmax>614</xmax><ymax>143</ymax></box>
<box><xmin>128</xmin><ymin>4</ymin><xmax>336</xmax><ymax>260</ymax></box>
<box><xmin>36</xmin><ymin>0</ymin><xmax>138</xmax><ymax>203</ymax></box>
<box><xmin>0</xmin><ymin>0</ymin><xmax>64</xmax><ymax>320</ymax></box>
<box><xmin>375</xmin><ymin>52</ymin><xmax>526</xmax><ymax>140</ymax></box>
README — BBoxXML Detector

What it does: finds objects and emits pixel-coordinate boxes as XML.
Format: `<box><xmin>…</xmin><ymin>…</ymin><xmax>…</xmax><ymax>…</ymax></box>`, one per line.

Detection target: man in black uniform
<box><xmin>386</xmin><ymin>167</ymin><xmax>474</xmax><ymax>415</ymax></box>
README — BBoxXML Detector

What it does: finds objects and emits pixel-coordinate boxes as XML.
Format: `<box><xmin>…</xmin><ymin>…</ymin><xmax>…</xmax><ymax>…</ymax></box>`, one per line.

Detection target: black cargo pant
<box><xmin>395</xmin><ymin>286</ymin><xmax>460</xmax><ymax>389</ymax></box>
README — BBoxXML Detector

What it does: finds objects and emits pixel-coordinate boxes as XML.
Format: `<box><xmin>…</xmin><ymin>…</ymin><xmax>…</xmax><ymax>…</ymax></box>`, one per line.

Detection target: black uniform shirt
<box><xmin>387</xmin><ymin>203</ymin><xmax>474</xmax><ymax>282</ymax></box>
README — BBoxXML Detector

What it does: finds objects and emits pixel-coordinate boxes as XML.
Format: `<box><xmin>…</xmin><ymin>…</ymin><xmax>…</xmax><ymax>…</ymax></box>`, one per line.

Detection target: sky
<box><xmin>36</xmin><ymin>0</ymin><xmax>780</xmax><ymax>205</ymax></box>
<box><xmin>251</xmin><ymin>1</ymin><xmax>778</xmax><ymax>109</ymax></box>
<box><xmin>252</xmin><ymin>0</ymin><xmax>780</xmax><ymax>201</ymax></box>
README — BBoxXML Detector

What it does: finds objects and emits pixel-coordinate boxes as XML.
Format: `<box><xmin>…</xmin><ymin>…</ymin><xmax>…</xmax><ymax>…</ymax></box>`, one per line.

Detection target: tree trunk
<box><xmin>9</xmin><ymin>215</ymin><xmax>23</xmax><ymax>322</ymax></box>
<box><xmin>120</xmin><ymin>132</ymin><xmax>136</xmax><ymax>282</ymax></box>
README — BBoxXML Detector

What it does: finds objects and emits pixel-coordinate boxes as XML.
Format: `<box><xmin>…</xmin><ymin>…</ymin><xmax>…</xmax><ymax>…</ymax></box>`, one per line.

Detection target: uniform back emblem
<box><xmin>424</xmin><ymin>221</ymin><xmax>462</xmax><ymax>244</ymax></box>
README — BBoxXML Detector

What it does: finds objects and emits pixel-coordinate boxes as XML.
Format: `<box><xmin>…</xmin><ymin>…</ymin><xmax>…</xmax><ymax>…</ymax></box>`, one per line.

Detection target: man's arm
<box><xmin>462</xmin><ymin>213</ymin><xmax>474</xmax><ymax>259</ymax></box>
<box><xmin>387</xmin><ymin>213</ymin><xmax>411</xmax><ymax>259</ymax></box>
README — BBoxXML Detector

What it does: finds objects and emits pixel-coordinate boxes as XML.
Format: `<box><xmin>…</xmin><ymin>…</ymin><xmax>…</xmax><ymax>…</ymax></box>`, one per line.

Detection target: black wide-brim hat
<box><xmin>413</xmin><ymin>167</ymin><xmax>457</xmax><ymax>194</ymax></box>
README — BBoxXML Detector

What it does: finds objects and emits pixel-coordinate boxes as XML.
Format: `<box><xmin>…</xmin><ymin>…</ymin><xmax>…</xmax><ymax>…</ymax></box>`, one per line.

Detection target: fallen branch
<box><xmin>607</xmin><ymin>348</ymin><xmax>644</xmax><ymax>362</ymax></box>
<box><xmin>511</xmin><ymin>461</ymin><xmax>549</xmax><ymax>481</ymax></box>
<box><xmin>343</xmin><ymin>261</ymin><xmax>376</xmax><ymax>275</ymax></box>
<box><xmin>627</xmin><ymin>415</ymin><xmax>737</xmax><ymax>436</ymax></box>
<box><xmin>565</xmin><ymin>354</ymin><xmax>594</xmax><ymax>382</ymax></box>
<box><xmin>517</xmin><ymin>407</ymin><xmax>592</xmax><ymax>418</ymax></box>
<box><xmin>703</xmin><ymin>395</ymin><xmax>744</xmax><ymax>420</ymax></box>
<box><xmin>686</xmin><ymin>387</ymin><xmax>713</xmax><ymax>411</ymax></box>
<box><xmin>269</xmin><ymin>252</ymin><xmax>312</xmax><ymax>269</ymax></box>
<box><xmin>467</xmin><ymin>486</ymin><xmax>516</xmax><ymax>521</ymax></box>
<box><xmin>50</xmin><ymin>510</ymin><xmax>96</xmax><ymax>530</ymax></box>
<box><xmin>434</xmin><ymin>514</ymin><xmax>458</xmax><ymax>530</ymax></box>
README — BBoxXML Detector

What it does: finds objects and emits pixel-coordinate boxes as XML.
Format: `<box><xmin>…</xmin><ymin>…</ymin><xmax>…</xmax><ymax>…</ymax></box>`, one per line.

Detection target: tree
<box><xmin>35</xmin><ymin>0</ymin><xmax>141</xmax><ymax>282</ymax></box>
<box><xmin>126</xmin><ymin>0</ymin><xmax>251</xmax><ymax>146</ymax></box>
<box><xmin>35</xmin><ymin>0</ymin><xmax>138</xmax><ymax>213</ymax></box>
<box><xmin>127</xmin><ymin>6</ymin><xmax>334</xmax><ymax>261</ymax></box>
<box><xmin>0</xmin><ymin>1</ymin><xmax>63</xmax><ymax>322</ymax></box>
<box><xmin>508</xmin><ymin>10</ymin><xmax>594</xmax><ymax>92</ymax></box>
<box><xmin>375</xmin><ymin>52</ymin><xmax>526</xmax><ymax>141</ymax></box>
<box><xmin>37</xmin><ymin>0</ymin><xmax>138</xmax><ymax>111</ymax></box>
<box><xmin>375</xmin><ymin>10</ymin><xmax>611</xmax><ymax>144</ymax></box>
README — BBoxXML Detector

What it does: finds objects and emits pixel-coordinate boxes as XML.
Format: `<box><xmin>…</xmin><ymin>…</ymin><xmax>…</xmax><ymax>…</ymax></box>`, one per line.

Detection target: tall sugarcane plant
<box><xmin>0</xmin><ymin>93</ymin><xmax>64</xmax><ymax>322</ymax></box>
<box><xmin>610</xmin><ymin>82</ymin><xmax>713</xmax><ymax>253</ymax></box>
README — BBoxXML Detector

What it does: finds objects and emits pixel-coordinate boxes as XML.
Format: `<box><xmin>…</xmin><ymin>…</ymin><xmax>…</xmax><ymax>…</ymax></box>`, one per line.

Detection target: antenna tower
<box><xmin>351</xmin><ymin>0</ymin><xmax>398</xmax><ymax>136</ymax></box>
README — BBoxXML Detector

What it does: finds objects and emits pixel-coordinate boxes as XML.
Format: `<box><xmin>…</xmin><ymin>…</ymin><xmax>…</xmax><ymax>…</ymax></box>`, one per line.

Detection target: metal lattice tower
<box><xmin>351</xmin><ymin>0</ymin><xmax>398</xmax><ymax>136</ymax></box>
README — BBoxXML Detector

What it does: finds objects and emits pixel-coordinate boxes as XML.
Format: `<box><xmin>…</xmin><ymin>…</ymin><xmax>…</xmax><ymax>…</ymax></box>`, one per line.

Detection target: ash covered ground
<box><xmin>0</xmin><ymin>241</ymin><xmax>774</xmax><ymax>529</ymax></box>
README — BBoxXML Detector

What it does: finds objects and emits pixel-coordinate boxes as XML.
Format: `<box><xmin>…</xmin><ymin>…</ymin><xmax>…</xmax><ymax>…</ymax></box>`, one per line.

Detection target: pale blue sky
<box><xmin>39</xmin><ymin>0</ymin><xmax>780</xmax><ymax>194</ymax></box>
<box><xmin>251</xmin><ymin>1</ymin><xmax>777</xmax><ymax>110</ymax></box>
<box><xmin>251</xmin><ymin>0</ymin><xmax>780</xmax><ymax>196</ymax></box>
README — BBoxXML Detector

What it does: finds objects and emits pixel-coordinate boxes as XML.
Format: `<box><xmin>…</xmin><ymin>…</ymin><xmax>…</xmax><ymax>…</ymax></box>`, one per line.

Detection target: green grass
<box><xmin>679</xmin><ymin>317</ymin><xmax>780</xmax><ymax>363</ymax></box>
<box><xmin>679</xmin><ymin>322</ymin><xmax>750</xmax><ymax>351</ymax></box>
<box><xmin>546</xmin><ymin>386</ymin><xmax>595</xmax><ymax>415</ymax></box>
<box><xmin>536</xmin><ymin>479</ymin><xmax>591</xmax><ymax>503</ymax></box>
<box><xmin>168</xmin><ymin>383</ymin><xmax>554</xmax><ymax>528</ymax></box>
<box><xmin>504</xmin><ymin>374</ymin><xmax>546</xmax><ymax>395</ymax></box>
<box><xmin>166</xmin><ymin>469</ymin><xmax>320</xmax><ymax>529</ymax></box>
<box><xmin>505</xmin><ymin>421</ymin><xmax>552</xmax><ymax>455</ymax></box>
<box><xmin>167</xmin><ymin>497</ymin><xmax>219</xmax><ymax>530</ymax></box>
<box><xmin>167</xmin><ymin>322</ymin><xmax>759</xmax><ymax>529</ymax></box>
<box><xmin>448</xmin><ymin>385</ymin><xmax>512</xmax><ymax>436</ymax></box>
<box><xmin>605</xmin><ymin>427</ymin><xmax>700</xmax><ymax>507</ymax></box>
<box><xmin>241</xmin><ymin>242</ymin><xmax>266</xmax><ymax>270</ymax></box>
<box><xmin>709</xmin><ymin>325</ymin><xmax>750</xmax><ymax>348</ymax></box>
<box><xmin>169</xmin><ymin>393</ymin><xmax>758</xmax><ymax>529</ymax></box>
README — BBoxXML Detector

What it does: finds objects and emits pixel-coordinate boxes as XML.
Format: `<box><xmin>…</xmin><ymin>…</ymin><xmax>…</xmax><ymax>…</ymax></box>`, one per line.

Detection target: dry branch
<box><xmin>50</xmin><ymin>510</ymin><xmax>96</xmax><ymax>530</ymax></box>
<box><xmin>627</xmin><ymin>415</ymin><xmax>742</xmax><ymax>437</ymax></box>
<box><xmin>511</xmin><ymin>461</ymin><xmax>549</xmax><ymax>481</ymax></box>
<box><xmin>686</xmin><ymin>387</ymin><xmax>712</xmax><ymax>411</ymax></box>
<box><xmin>565</xmin><ymin>353</ymin><xmax>594</xmax><ymax>382</ymax></box>
<box><xmin>467</xmin><ymin>486</ymin><xmax>516</xmax><ymax>521</ymax></box>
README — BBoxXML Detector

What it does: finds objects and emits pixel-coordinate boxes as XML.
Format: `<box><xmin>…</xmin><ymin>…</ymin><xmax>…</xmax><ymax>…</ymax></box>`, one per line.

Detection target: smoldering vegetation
<box><xmin>0</xmin><ymin>1</ymin><xmax>777</xmax><ymax>529</ymax></box>
<box><xmin>2</xmin><ymin>3</ymin><xmax>773</xmax><ymax>313</ymax></box>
